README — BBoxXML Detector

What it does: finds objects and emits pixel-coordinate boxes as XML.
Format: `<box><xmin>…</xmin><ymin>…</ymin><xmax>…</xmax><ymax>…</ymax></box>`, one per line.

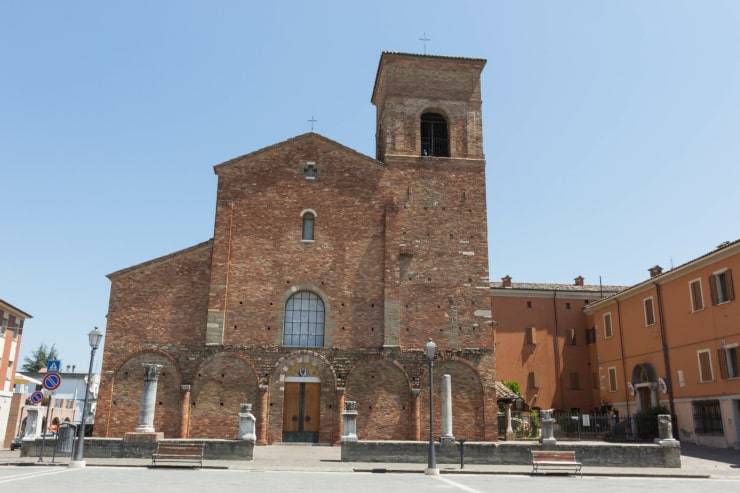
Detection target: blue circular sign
<box><xmin>42</xmin><ymin>372</ymin><xmax>62</xmax><ymax>391</ymax></box>
<box><xmin>30</xmin><ymin>390</ymin><xmax>44</xmax><ymax>405</ymax></box>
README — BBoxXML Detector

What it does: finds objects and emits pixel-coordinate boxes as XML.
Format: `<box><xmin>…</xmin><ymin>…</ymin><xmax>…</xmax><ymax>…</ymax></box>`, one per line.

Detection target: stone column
<box><xmin>179</xmin><ymin>384</ymin><xmax>191</xmax><ymax>439</ymax></box>
<box><xmin>238</xmin><ymin>403</ymin><xmax>256</xmax><ymax>441</ymax></box>
<box><xmin>257</xmin><ymin>384</ymin><xmax>269</xmax><ymax>445</ymax></box>
<box><xmin>335</xmin><ymin>387</ymin><xmax>346</xmax><ymax>445</ymax></box>
<box><xmin>655</xmin><ymin>414</ymin><xmax>679</xmax><ymax>447</ymax></box>
<box><xmin>410</xmin><ymin>388</ymin><xmax>421</xmax><ymax>441</ymax></box>
<box><xmin>134</xmin><ymin>363</ymin><xmax>163</xmax><ymax>433</ymax></box>
<box><xmin>505</xmin><ymin>403</ymin><xmax>515</xmax><ymax>441</ymax></box>
<box><xmin>341</xmin><ymin>400</ymin><xmax>358</xmax><ymax>442</ymax></box>
<box><xmin>440</xmin><ymin>374</ymin><xmax>454</xmax><ymax>445</ymax></box>
<box><xmin>540</xmin><ymin>409</ymin><xmax>556</xmax><ymax>446</ymax></box>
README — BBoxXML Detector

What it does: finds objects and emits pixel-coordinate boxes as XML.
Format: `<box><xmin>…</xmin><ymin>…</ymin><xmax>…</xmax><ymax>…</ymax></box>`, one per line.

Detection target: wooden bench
<box><xmin>531</xmin><ymin>450</ymin><xmax>582</xmax><ymax>476</ymax></box>
<box><xmin>151</xmin><ymin>442</ymin><xmax>204</xmax><ymax>468</ymax></box>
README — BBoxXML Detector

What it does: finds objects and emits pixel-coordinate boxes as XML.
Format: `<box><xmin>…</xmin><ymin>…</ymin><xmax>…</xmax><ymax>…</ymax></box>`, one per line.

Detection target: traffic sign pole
<box><xmin>38</xmin><ymin>390</ymin><xmax>54</xmax><ymax>462</ymax></box>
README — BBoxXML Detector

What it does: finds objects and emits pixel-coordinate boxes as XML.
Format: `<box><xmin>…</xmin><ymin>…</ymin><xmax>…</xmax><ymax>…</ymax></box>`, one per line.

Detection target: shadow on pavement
<box><xmin>680</xmin><ymin>443</ymin><xmax>740</xmax><ymax>467</ymax></box>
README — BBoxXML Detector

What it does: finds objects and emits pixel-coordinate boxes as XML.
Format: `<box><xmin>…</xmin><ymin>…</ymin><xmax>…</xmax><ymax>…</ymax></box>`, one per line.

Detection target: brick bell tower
<box><xmin>372</xmin><ymin>52</ymin><xmax>492</xmax><ymax>353</ymax></box>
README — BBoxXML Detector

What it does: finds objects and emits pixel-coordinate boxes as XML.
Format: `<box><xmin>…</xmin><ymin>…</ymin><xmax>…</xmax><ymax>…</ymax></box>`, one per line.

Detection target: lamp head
<box><xmin>425</xmin><ymin>338</ymin><xmax>437</xmax><ymax>359</ymax></box>
<box><xmin>88</xmin><ymin>326</ymin><xmax>103</xmax><ymax>350</ymax></box>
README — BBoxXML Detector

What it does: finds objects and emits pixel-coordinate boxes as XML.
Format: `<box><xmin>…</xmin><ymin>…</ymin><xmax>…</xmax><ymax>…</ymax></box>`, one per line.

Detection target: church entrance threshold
<box><xmin>283</xmin><ymin>382</ymin><xmax>320</xmax><ymax>443</ymax></box>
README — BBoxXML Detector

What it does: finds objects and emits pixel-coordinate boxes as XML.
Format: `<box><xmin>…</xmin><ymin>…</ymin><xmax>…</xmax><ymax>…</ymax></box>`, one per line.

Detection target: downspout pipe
<box><xmin>654</xmin><ymin>282</ymin><xmax>677</xmax><ymax>417</ymax></box>
<box><xmin>615</xmin><ymin>300</ymin><xmax>631</xmax><ymax>418</ymax></box>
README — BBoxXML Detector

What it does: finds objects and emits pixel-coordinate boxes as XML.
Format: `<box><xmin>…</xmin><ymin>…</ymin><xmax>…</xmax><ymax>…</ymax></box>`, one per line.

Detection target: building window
<box><xmin>526</xmin><ymin>301</ymin><xmax>532</xmax><ymax>309</ymax></box>
<box><xmin>303</xmin><ymin>161</ymin><xmax>317</xmax><ymax>180</ymax></box>
<box><xmin>569</xmin><ymin>372</ymin><xmax>580</xmax><ymax>390</ymax></box>
<box><xmin>420</xmin><ymin>112</ymin><xmax>449</xmax><ymax>157</ymax></box>
<box><xmin>565</xmin><ymin>302</ymin><xmax>571</xmax><ymax>310</ymax></box>
<box><xmin>689</xmin><ymin>279</ymin><xmax>704</xmax><ymax>312</ymax></box>
<box><xmin>301</xmin><ymin>211</ymin><xmax>315</xmax><ymax>241</ymax></box>
<box><xmin>697</xmin><ymin>349</ymin><xmax>714</xmax><ymax>383</ymax></box>
<box><xmin>693</xmin><ymin>400</ymin><xmax>724</xmax><ymax>435</ymax></box>
<box><xmin>282</xmin><ymin>291</ymin><xmax>325</xmax><ymax>347</ymax></box>
<box><xmin>643</xmin><ymin>297</ymin><xmax>656</xmax><ymax>326</ymax></box>
<box><xmin>608</xmin><ymin>367</ymin><xmax>618</xmax><ymax>392</ymax></box>
<box><xmin>585</xmin><ymin>327</ymin><xmax>596</xmax><ymax>345</ymax></box>
<box><xmin>710</xmin><ymin>269</ymin><xmax>734</xmax><ymax>304</ymax></box>
<box><xmin>568</xmin><ymin>328</ymin><xmax>577</xmax><ymax>346</ymax></box>
<box><xmin>677</xmin><ymin>369</ymin><xmax>686</xmax><ymax>388</ymax></box>
<box><xmin>603</xmin><ymin>312</ymin><xmax>613</xmax><ymax>339</ymax></box>
<box><xmin>528</xmin><ymin>371</ymin><xmax>539</xmax><ymax>389</ymax></box>
<box><xmin>525</xmin><ymin>326</ymin><xmax>536</xmax><ymax>345</ymax></box>
<box><xmin>718</xmin><ymin>345</ymin><xmax>739</xmax><ymax>379</ymax></box>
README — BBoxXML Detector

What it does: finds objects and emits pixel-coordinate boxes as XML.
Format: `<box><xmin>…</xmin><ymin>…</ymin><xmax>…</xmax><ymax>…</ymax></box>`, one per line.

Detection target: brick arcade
<box><xmin>94</xmin><ymin>52</ymin><xmax>497</xmax><ymax>444</ymax></box>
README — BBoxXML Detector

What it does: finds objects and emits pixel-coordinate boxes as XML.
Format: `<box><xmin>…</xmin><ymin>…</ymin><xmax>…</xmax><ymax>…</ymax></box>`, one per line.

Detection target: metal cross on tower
<box><xmin>308</xmin><ymin>115</ymin><xmax>317</xmax><ymax>132</ymax></box>
<box><xmin>419</xmin><ymin>33</ymin><xmax>431</xmax><ymax>55</ymax></box>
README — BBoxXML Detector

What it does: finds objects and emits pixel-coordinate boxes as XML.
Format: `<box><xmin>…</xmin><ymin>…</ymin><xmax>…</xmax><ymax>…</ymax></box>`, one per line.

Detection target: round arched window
<box><xmin>283</xmin><ymin>291</ymin><xmax>325</xmax><ymax>347</ymax></box>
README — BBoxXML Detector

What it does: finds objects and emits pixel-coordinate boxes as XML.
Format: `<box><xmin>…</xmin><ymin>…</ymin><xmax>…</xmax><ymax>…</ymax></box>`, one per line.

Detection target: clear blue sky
<box><xmin>2</xmin><ymin>1</ymin><xmax>739</xmax><ymax>368</ymax></box>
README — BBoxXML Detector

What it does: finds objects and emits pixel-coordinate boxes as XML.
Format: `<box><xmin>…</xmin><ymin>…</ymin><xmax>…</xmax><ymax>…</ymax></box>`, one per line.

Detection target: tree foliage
<box><xmin>502</xmin><ymin>380</ymin><xmax>521</xmax><ymax>395</ymax></box>
<box><xmin>21</xmin><ymin>343</ymin><xmax>59</xmax><ymax>373</ymax></box>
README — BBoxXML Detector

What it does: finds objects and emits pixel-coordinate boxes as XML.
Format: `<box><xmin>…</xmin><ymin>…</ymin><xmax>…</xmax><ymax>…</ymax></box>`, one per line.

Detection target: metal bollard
<box><xmin>459</xmin><ymin>439</ymin><xmax>466</xmax><ymax>469</ymax></box>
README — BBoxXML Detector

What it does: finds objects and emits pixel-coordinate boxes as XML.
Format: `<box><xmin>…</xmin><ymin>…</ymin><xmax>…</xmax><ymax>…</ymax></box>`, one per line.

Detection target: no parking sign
<box><xmin>42</xmin><ymin>372</ymin><xmax>62</xmax><ymax>391</ymax></box>
<box><xmin>30</xmin><ymin>390</ymin><xmax>44</xmax><ymax>405</ymax></box>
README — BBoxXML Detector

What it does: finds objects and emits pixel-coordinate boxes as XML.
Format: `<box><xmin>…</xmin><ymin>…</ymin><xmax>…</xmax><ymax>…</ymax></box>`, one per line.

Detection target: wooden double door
<box><xmin>282</xmin><ymin>382</ymin><xmax>320</xmax><ymax>442</ymax></box>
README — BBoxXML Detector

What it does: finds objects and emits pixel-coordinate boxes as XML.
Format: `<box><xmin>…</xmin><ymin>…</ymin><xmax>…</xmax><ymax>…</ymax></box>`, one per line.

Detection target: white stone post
<box><xmin>341</xmin><ymin>400</ymin><xmax>358</xmax><ymax>442</ymax></box>
<box><xmin>238</xmin><ymin>403</ymin><xmax>256</xmax><ymax>441</ymax></box>
<box><xmin>655</xmin><ymin>414</ymin><xmax>679</xmax><ymax>447</ymax></box>
<box><xmin>135</xmin><ymin>363</ymin><xmax>163</xmax><ymax>433</ymax></box>
<box><xmin>23</xmin><ymin>406</ymin><xmax>44</xmax><ymax>439</ymax></box>
<box><xmin>441</xmin><ymin>374</ymin><xmax>455</xmax><ymax>445</ymax></box>
<box><xmin>540</xmin><ymin>409</ymin><xmax>557</xmax><ymax>446</ymax></box>
<box><xmin>505</xmin><ymin>403</ymin><xmax>515</xmax><ymax>441</ymax></box>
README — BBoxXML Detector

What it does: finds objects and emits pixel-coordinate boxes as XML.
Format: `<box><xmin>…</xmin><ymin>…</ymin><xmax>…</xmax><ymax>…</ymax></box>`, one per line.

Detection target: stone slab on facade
<box><xmin>123</xmin><ymin>432</ymin><xmax>164</xmax><ymax>443</ymax></box>
<box><xmin>340</xmin><ymin>441</ymin><xmax>681</xmax><ymax>468</ymax></box>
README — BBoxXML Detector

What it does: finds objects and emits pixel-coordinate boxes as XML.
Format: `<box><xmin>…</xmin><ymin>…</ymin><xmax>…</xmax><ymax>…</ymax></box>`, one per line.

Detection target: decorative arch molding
<box><xmin>345</xmin><ymin>356</ymin><xmax>412</xmax><ymax>394</ymax></box>
<box><xmin>631</xmin><ymin>362</ymin><xmax>658</xmax><ymax>385</ymax></box>
<box><xmin>191</xmin><ymin>351</ymin><xmax>260</xmax><ymax>398</ymax></box>
<box><xmin>271</xmin><ymin>349</ymin><xmax>337</xmax><ymax>387</ymax></box>
<box><xmin>111</xmin><ymin>348</ymin><xmax>182</xmax><ymax>380</ymax></box>
<box><xmin>300</xmin><ymin>208</ymin><xmax>318</xmax><ymax>218</ymax></box>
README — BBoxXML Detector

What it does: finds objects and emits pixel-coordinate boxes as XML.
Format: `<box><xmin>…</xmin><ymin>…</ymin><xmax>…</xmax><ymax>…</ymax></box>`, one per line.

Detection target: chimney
<box><xmin>574</xmin><ymin>276</ymin><xmax>584</xmax><ymax>287</ymax></box>
<box><xmin>66</xmin><ymin>365</ymin><xmax>70</xmax><ymax>372</ymax></box>
<box><xmin>501</xmin><ymin>275</ymin><xmax>512</xmax><ymax>288</ymax></box>
<box><xmin>649</xmin><ymin>265</ymin><xmax>663</xmax><ymax>278</ymax></box>
<box><xmin>72</xmin><ymin>365</ymin><xmax>76</xmax><ymax>373</ymax></box>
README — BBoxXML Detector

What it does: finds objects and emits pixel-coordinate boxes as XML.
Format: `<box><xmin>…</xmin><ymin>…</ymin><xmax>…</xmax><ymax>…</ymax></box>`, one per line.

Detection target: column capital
<box><xmin>142</xmin><ymin>363</ymin><xmax>163</xmax><ymax>382</ymax></box>
<box><xmin>259</xmin><ymin>384</ymin><xmax>269</xmax><ymax>393</ymax></box>
<box><xmin>180</xmin><ymin>384</ymin><xmax>191</xmax><ymax>392</ymax></box>
<box><xmin>411</xmin><ymin>388</ymin><xmax>421</xmax><ymax>397</ymax></box>
<box><xmin>336</xmin><ymin>387</ymin><xmax>346</xmax><ymax>396</ymax></box>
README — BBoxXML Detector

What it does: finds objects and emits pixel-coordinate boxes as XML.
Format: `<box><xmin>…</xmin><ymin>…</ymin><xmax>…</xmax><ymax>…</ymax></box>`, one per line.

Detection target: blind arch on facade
<box><xmin>283</xmin><ymin>291</ymin><xmax>325</xmax><ymax>347</ymax></box>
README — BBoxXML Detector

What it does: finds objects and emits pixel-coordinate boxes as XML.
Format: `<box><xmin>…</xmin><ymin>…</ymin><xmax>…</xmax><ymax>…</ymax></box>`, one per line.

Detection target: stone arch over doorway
<box><xmin>109</xmin><ymin>351</ymin><xmax>182</xmax><ymax>438</ymax></box>
<box><xmin>631</xmin><ymin>362</ymin><xmax>659</xmax><ymax>412</ymax></box>
<box><xmin>268</xmin><ymin>351</ymin><xmax>337</xmax><ymax>444</ymax></box>
<box><xmin>420</xmin><ymin>358</ymin><xmax>484</xmax><ymax>440</ymax></box>
<box><xmin>346</xmin><ymin>357</ymin><xmax>411</xmax><ymax>440</ymax></box>
<box><xmin>189</xmin><ymin>352</ymin><xmax>259</xmax><ymax>439</ymax></box>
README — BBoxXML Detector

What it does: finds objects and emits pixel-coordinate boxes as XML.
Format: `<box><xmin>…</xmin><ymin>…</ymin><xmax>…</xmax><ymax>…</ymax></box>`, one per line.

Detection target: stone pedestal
<box><xmin>123</xmin><ymin>431</ymin><xmax>163</xmax><ymax>443</ymax></box>
<box><xmin>655</xmin><ymin>414</ymin><xmax>679</xmax><ymax>447</ymax></box>
<box><xmin>440</xmin><ymin>374</ymin><xmax>454</xmax><ymax>445</ymax></box>
<box><xmin>23</xmin><ymin>406</ymin><xmax>43</xmax><ymax>439</ymax></box>
<box><xmin>341</xmin><ymin>400</ymin><xmax>358</xmax><ymax>442</ymax></box>
<box><xmin>135</xmin><ymin>363</ymin><xmax>163</xmax><ymax>433</ymax></box>
<box><xmin>540</xmin><ymin>409</ymin><xmax>556</xmax><ymax>446</ymax></box>
<box><xmin>505</xmin><ymin>403</ymin><xmax>515</xmax><ymax>441</ymax></box>
<box><xmin>238</xmin><ymin>403</ymin><xmax>256</xmax><ymax>441</ymax></box>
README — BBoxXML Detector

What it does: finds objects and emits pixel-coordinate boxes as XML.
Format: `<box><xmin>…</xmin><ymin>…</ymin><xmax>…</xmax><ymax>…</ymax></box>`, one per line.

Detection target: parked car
<box><xmin>9</xmin><ymin>436</ymin><xmax>22</xmax><ymax>451</ymax></box>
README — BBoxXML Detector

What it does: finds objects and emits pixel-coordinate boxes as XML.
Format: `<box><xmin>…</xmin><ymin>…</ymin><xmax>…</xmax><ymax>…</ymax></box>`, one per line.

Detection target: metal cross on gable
<box><xmin>308</xmin><ymin>115</ymin><xmax>317</xmax><ymax>132</ymax></box>
<box><xmin>419</xmin><ymin>32</ymin><xmax>431</xmax><ymax>55</ymax></box>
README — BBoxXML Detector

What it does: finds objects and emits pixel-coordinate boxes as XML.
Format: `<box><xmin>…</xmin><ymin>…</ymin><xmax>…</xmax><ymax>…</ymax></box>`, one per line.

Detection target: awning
<box><xmin>14</xmin><ymin>373</ymin><xmax>42</xmax><ymax>385</ymax></box>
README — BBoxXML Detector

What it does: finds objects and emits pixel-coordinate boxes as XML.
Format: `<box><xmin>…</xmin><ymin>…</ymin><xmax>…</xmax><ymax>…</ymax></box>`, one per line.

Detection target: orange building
<box><xmin>586</xmin><ymin>240</ymin><xmax>739</xmax><ymax>448</ymax></box>
<box><xmin>492</xmin><ymin>276</ymin><xmax>624</xmax><ymax>411</ymax></box>
<box><xmin>0</xmin><ymin>299</ymin><xmax>32</xmax><ymax>447</ymax></box>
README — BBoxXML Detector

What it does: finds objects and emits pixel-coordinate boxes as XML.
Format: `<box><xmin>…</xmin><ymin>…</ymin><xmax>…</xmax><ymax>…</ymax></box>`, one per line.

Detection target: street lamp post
<box><xmin>70</xmin><ymin>327</ymin><xmax>103</xmax><ymax>469</ymax></box>
<box><xmin>425</xmin><ymin>338</ymin><xmax>439</xmax><ymax>476</ymax></box>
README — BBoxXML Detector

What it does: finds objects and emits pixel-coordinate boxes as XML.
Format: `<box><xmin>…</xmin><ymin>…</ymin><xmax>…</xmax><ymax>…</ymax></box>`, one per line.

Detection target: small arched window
<box><xmin>420</xmin><ymin>112</ymin><xmax>449</xmax><ymax>157</ymax></box>
<box><xmin>302</xmin><ymin>211</ymin><xmax>315</xmax><ymax>241</ymax></box>
<box><xmin>283</xmin><ymin>291</ymin><xmax>325</xmax><ymax>347</ymax></box>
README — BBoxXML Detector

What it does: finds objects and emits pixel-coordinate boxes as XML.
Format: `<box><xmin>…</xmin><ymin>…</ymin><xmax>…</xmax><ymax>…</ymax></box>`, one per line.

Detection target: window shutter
<box><xmin>718</xmin><ymin>348</ymin><xmax>729</xmax><ymax>379</ymax></box>
<box><xmin>526</xmin><ymin>326</ymin><xmax>536</xmax><ymax>345</ymax></box>
<box><xmin>726</xmin><ymin>269</ymin><xmax>735</xmax><ymax>301</ymax></box>
<box><xmin>709</xmin><ymin>275</ymin><xmax>719</xmax><ymax>305</ymax></box>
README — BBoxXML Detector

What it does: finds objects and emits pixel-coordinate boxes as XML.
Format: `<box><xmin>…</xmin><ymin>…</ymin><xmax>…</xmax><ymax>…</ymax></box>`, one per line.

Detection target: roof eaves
<box><xmin>0</xmin><ymin>299</ymin><xmax>32</xmax><ymax>319</ymax></box>
<box><xmin>107</xmin><ymin>239</ymin><xmax>213</xmax><ymax>280</ymax></box>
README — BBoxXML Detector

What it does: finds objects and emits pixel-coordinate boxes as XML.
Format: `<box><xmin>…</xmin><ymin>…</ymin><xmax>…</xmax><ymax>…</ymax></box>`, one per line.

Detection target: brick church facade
<box><xmin>94</xmin><ymin>52</ymin><xmax>498</xmax><ymax>444</ymax></box>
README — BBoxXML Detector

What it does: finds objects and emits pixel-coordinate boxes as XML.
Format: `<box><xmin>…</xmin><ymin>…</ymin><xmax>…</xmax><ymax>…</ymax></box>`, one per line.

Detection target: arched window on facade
<box><xmin>302</xmin><ymin>211</ymin><xmax>315</xmax><ymax>241</ymax></box>
<box><xmin>420</xmin><ymin>112</ymin><xmax>449</xmax><ymax>157</ymax></box>
<box><xmin>283</xmin><ymin>291</ymin><xmax>325</xmax><ymax>347</ymax></box>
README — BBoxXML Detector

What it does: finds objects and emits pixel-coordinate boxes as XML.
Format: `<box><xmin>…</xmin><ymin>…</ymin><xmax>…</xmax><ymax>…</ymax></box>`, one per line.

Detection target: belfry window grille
<box><xmin>302</xmin><ymin>212</ymin><xmax>315</xmax><ymax>241</ymax></box>
<box><xmin>420</xmin><ymin>112</ymin><xmax>449</xmax><ymax>157</ymax></box>
<box><xmin>283</xmin><ymin>291</ymin><xmax>325</xmax><ymax>347</ymax></box>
